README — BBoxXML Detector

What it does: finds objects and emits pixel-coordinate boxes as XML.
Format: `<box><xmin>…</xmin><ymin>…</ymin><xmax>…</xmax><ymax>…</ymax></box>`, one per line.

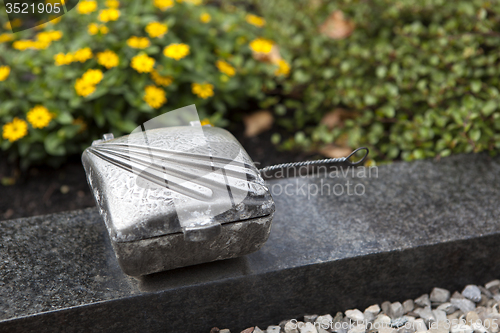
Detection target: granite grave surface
<box><xmin>1</xmin><ymin>153</ymin><xmax>500</xmax><ymax>332</ymax></box>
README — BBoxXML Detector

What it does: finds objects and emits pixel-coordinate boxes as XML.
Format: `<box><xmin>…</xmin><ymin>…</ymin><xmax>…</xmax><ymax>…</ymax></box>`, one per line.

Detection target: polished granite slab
<box><xmin>1</xmin><ymin>153</ymin><xmax>500</xmax><ymax>332</ymax></box>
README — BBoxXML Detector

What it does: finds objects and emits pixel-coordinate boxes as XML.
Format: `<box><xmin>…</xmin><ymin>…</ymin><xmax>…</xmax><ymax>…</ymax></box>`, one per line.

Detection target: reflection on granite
<box><xmin>1</xmin><ymin>153</ymin><xmax>500</xmax><ymax>332</ymax></box>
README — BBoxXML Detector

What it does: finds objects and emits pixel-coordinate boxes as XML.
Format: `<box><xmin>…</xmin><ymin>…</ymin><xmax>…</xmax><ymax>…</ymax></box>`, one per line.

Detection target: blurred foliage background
<box><xmin>1</xmin><ymin>0</ymin><xmax>500</xmax><ymax>169</ymax></box>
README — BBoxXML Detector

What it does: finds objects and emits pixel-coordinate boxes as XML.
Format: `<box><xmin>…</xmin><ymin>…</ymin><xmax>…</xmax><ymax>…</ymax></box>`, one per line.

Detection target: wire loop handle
<box><xmin>258</xmin><ymin>147</ymin><xmax>369</xmax><ymax>176</ymax></box>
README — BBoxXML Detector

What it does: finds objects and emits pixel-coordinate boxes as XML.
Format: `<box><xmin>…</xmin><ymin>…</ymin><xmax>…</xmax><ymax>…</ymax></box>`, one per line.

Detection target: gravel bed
<box><xmin>210</xmin><ymin>280</ymin><xmax>500</xmax><ymax>333</ymax></box>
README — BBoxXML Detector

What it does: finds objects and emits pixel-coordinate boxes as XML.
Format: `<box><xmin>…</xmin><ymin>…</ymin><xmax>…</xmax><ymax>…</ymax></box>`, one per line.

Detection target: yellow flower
<box><xmin>249</xmin><ymin>38</ymin><xmax>273</xmax><ymax>53</ymax></box>
<box><xmin>274</xmin><ymin>59</ymin><xmax>290</xmax><ymax>76</ymax></box>
<box><xmin>105</xmin><ymin>0</ymin><xmax>119</xmax><ymax>8</ymax></box>
<box><xmin>163</xmin><ymin>43</ymin><xmax>190</xmax><ymax>60</ymax></box>
<box><xmin>99</xmin><ymin>8</ymin><xmax>120</xmax><ymax>22</ymax></box>
<box><xmin>27</xmin><ymin>105</ymin><xmax>54</xmax><ymax>129</ymax></box>
<box><xmin>0</xmin><ymin>66</ymin><xmax>10</xmax><ymax>81</ymax></box>
<box><xmin>192</xmin><ymin>82</ymin><xmax>214</xmax><ymax>99</ymax></box>
<box><xmin>200</xmin><ymin>118</ymin><xmax>211</xmax><ymax>126</ymax></box>
<box><xmin>200</xmin><ymin>13</ymin><xmax>211</xmax><ymax>23</ymax></box>
<box><xmin>13</xmin><ymin>40</ymin><xmax>34</xmax><ymax>50</ymax></box>
<box><xmin>245</xmin><ymin>14</ymin><xmax>266</xmax><ymax>27</ymax></box>
<box><xmin>75</xmin><ymin>78</ymin><xmax>96</xmax><ymax>97</ymax></box>
<box><xmin>36</xmin><ymin>30</ymin><xmax>62</xmax><ymax>43</ymax></box>
<box><xmin>145</xmin><ymin>22</ymin><xmax>168</xmax><ymax>38</ymax></box>
<box><xmin>2</xmin><ymin>118</ymin><xmax>28</xmax><ymax>142</ymax></box>
<box><xmin>77</xmin><ymin>0</ymin><xmax>97</xmax><ymax>14</ymax></box>
<box><xmin>97</xmin><ymin>50</ymin><xmax>119</xmax><ymax>69</ymax></box>
<box><xmin>154</xmin><ymin>0</ymin><xmax>174</xmax><ymax>11</ymax></box>
<box><xmin>131</xmin><ymin>54</ymin><xmax>155</xmax><ymax>73</ymax></box>
<box><xmin>150</xmin><ymin>70</ymin><xmax>173</xmax><ymax>86</ymax></box>
<box><xmin>13</xmin><ymin>39</ymin><xmax>50</xmax><ymax>50</ymax></box>
<box><xmin>4</xmin><ymin>19</ymin><xmax>22</xmax><ymax>30</ymax></box>
<box><xmin>45</xmin><ymin>0</ymin><xmax>65</xmax><ymax>5</ymax></box>
<box><xmin>33</xmin><ymin>40</ymin><xmax>51</xmax><ymax>50</ymax></box>
<box><xmin>88</xmin><ymin>23</ymin><xmax>99</xmax><ymax>35</ymax></box>
<box><xmin>216</xmin><ymin>60</ymin><xmax>236</xmax><ymax>77</ymax></box>
<box><xmin>176</xmin><ymin>0</ymin><xmax>202</xmax><ymax>5</ymax></box>
<box><xmin>82</xmin><ymin>69</ymin><xmax>103</xmax><ymax>85</ymax></box>
<box><xmin>54</xmin><ymin>52</ymin><xmax>74</xmax><ymax>66</ymax></box>
<box><xmin>127</xmin><ymin>36</ymin><xmax>150</xmax><ymax>49</ymax></box>
<box><xmin>144</xmin><ymin>85</ymin><xmax>167</xmax><ymax>109</ymax></box>
<box><xmin>74</xmin><ymin>47</ymin><xmax>93</xmax><ymax>62</ymax></box>
<box><xmin>89</xmin><ymin>23</ymin><xmax>109</xmax><ymax>35</ymax></box>
<box><xmin>0</xmin><ymin>33</ymin><xmax>14</xmax><ymax>43</ymax></box>
<box><xmin>48</xmin><ymin>30</ymin><xmax>62</xmax><ymax>41</ymax></box>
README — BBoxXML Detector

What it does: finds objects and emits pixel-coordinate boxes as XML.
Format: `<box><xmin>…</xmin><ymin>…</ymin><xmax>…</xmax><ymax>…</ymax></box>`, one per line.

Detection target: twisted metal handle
<box><xmin>258</xmin><ymin>147</ymin><xmax>369</xmax><ymax>177</ymax></box>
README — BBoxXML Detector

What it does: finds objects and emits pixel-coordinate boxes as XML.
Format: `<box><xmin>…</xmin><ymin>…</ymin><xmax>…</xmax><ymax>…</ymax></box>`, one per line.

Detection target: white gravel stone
<box><xmin>413</xmin><ymin>319</ymin><xmax>427</xmax><ymax>332</ymax></box>
<box><xmin>364</xmin><ymin>312</ymin><xmax>375</xmax><ymax>323</ymax></box>
<box><xmin>403</xmin><ymin>300</ymin><xmax>415</xmax><ymax>314</ymax></box>
<box><xmin>462</xmin><ymin>286</ymin><xmax>482</xmax><ymax>303</ymax></box>
<box><xmin>471</xmin><ymin>322</ymin><xmax>487</xmax><ymax>333</ymax></box>
<box><xmin>432</xmin><ymin>310</ymin><xmax>447</xmax><ymax>323</ymax></box>
<box><xmin>220</xmin><ymin>330</ymin><xmax>231</xmax><ymax>333</ymax></box>
<box><xmin>414</xmin><ymin>308</ymin><xmax>435</xmax><ymax>324</ymax></box>
<box><xmin>346</xmin><ymin>309</ymin><xmax>365</xmax><ymax>323</ymax></box>
<box><xmin>478</xmin><ymin>286</ymin><xmax>493</xmax><ymax>300</ymax></box>
<box><xmin>382</xmin><ymin>301</ymin><xmax>392</xmax><ymax>314</ymax></box>
<box><xmin>315</xmin><ymin>315</ymin><xmax>334</xmax><ymax>330</ymax></box>
<box><xmin>450</xmin><ymin>323</ymin><xmax>473</xmax><ymax>333</ymax></box>
<box><xmin>267</xmin><ymin>326</ymin><xmax>281</xmax><ymax>333</ymax></box>
<box><xmin>430</xmin><ymin>288</ymin><xmax>451</xmax><ymax>304</ymax></box>
<box><xmin>314</xmin><ymin>314</ymin><xmax>333</xmax><ymax>325</ymax></box>
<box><xmin>485</xmin><ymin>280</ymin><xmax>500</xmax><ymax>292</ymax></box>
<box><xmin>466</xmin><ymin>311</ymin><xmax>479</xmax><ymax>325</ymax></box>
<box><xmin>348</xmin><ymin>324</ymin><xmax>366</xmax><ymax>333</ymax></box>
<box><xmin>483</xmin><ymin>318</ymin><xmax>499</xmax><ymax>333</ymax></box>
<box><xmin>389</xmin><ymin>302</ymin><xmax>405</xmax><ymax>319</ymax></box>
<box><xmin>398</xmin><ymin>326</ymin><xmax>416</xmax><ymax>333</ymax></box>
<box><xmin>374</xmin><ymin>314</ymin><xmax>392</xmax><ymax>327</ymax></box>
<box><xmin>378</xmin><ymin>328</ymin><xmax>397</xmax><ymax>333</ymax></box>
<box><xmin>234</xmin><ymin>282</ymin><xmax>500</xmax><ymax>333</ymax></box>
<box><xmin>428</xmin><ymin>321</ymin><xmax>450</xmax><ymax>333</ymax></box>
<box><xmin>446</xmin><ymin>311</ymin><xmax>462</xmax><ymax>322</ymax></box>
<box><xmin>437</xmin><ymin>303</ymin><xmax>457</xmax><ymax>315</ymax></box>
<box><xmin>284</xmin><ymin>321</ymin><xmax>299</xmax><ymax>333</ymax></box>
<box><xmin>452</xmin><ymin>292</ymin><xmax>465</xmax><ymax>300</ymax></box>
<box><xmin>365</xmin><ymin>304</ymin><xmax>381</xmax><ymax>317</ymax></box>
<box><xmin>451</xmin><ymin>298</ymin><xmax>476</xmax><ymax>314</ymax></box>
<box><xmin>415</xmin><ymin>295</ymin><xmax>432</xmax><ymax>308</ymax></box>
<box><xmin>299</xmin><ymin>322</ymin><xmax>318</xmax><ymax>333</ymax></box>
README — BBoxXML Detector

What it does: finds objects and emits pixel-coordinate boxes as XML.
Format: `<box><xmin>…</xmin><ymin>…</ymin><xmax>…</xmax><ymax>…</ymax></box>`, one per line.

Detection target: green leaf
<box><xmin>57</xmin><ymin>112</ymin><xmax>74</xmax><ymax>125</ymax></box>
<box><xmin>482</xmin><ymin>100</ymin><xmax>497</xmax><ymax>116</ymax></box>
<box><xmin>44</xmin><ymin>133</ymin><xmax>66</xmax><ymax>156</ymax></box>
<box><xmin>364</xmin><ymin>95</ymin><xmax>377</xmax><ymax>106</ymax></box>
<box><xmin>471</xmin><ymin>81</ymin><xmax>481</xmax><ymax>93</ymax></box>
<box><xmin>469</xmin><ymin>128</ymin><xmax>481</xmax><ymax>141</ymax></box>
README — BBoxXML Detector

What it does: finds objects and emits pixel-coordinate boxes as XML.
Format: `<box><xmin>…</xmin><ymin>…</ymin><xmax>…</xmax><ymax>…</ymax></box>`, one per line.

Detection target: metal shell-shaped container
<box><xmin>82</xmin><ymin>125</ymin><xmax>275</xmax><ymax>276</ymax></box>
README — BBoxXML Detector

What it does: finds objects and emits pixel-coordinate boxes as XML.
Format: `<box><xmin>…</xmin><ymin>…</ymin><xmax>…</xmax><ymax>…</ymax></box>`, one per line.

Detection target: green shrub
<box><xmin>2</xmin><ymin>0</ymin><xmax>500</xmax><ymax>168</ymax></box>
<box><xmin>256</xmin><ymin>0</ymin><xmax>500</xmax><ymax>163</ymax></box>
<box><xmin>0</xmin><ymin>0</ymin><xmax>287</xmax><ymax>168</ymax></box>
